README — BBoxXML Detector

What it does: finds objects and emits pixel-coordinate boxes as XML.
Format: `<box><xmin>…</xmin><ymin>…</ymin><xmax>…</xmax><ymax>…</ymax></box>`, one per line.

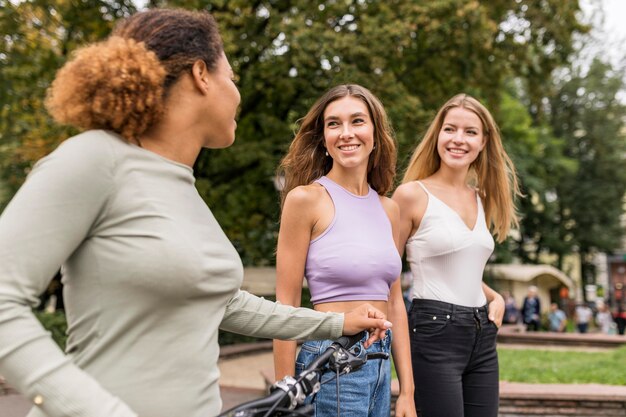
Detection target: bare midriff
<box><xmin>314</xmin><ymin>300</ymin><xmax>389</xmax><ymax>317</ymax></box>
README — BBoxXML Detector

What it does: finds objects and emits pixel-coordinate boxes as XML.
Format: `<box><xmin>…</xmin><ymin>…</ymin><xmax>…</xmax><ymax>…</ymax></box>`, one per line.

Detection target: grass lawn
<box><xmin>391</xmin><ymin>346</ymin><xmax>626</xmax><ymax>385</ymax></box>
<box><xmin>498</xmin><ymin>345</ymin><xmax>626</xmax><ymax>385</ymax></box>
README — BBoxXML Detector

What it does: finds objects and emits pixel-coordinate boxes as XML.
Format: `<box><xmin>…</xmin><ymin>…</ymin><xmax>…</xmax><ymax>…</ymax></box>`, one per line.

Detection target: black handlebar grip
<box><xmin>333</xmin><ymin>331</ymin><xmax>365</xmax><ymax>350</ymax></box>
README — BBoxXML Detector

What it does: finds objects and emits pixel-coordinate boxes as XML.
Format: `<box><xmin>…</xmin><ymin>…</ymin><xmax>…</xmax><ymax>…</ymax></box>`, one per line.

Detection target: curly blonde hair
<box><xmin>403</xmin><ymin>94</ymin><xmax>521</xmax><ymax>242</ymax></box>
<box><xmin>278</xmin><ymin>84</ymin><xmax>397</xmax><ymax>205</ymax></box>
<box><xmin>45</xmin><ymin>8</ymin><xmax>223</xmax><ymax>141</ymax></box>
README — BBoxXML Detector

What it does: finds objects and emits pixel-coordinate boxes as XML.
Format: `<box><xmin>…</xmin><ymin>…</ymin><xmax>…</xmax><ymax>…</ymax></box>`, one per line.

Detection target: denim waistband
<box><xmin>301</xmin><ymin>329</ymin><xmax>392</xmax><ymax>352</ymax></box>
<box><xmin>410</xmin><ymin>298</ymin><xmax>489</xmax><ymax>315</ymax></box>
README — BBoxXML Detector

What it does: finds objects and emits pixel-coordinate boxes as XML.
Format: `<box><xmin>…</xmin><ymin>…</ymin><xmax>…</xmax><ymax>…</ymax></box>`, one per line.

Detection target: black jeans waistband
<box><xmin>410</xmin><ymin>298</ymin><xmax>489</xmax><ymax>315</ymax></box>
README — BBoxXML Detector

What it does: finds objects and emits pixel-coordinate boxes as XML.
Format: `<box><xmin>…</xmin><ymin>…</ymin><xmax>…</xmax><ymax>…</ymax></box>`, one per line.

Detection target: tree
<box><xmin>161</xmin><ymin>0</ymin><xmax>587</xmax><ymax>264</ymax></box>
<box><xmin>549</xmin><ymin>59</ymin><xmax>626</xmax><ymax>296</ymax></box>
<box><xmin>0</xmin><ymin>0</ymin><xmax>136</xmax><ymax>209</ymax></box>
<box><xmin>1</xmin><ymin>0</ymin><xmax>588</xmax><ymax>265</ymax></box>
<box><xmin>493</xmin><ymin>88</ymin><xmax>577</xmax><ymax>265</ymax></box>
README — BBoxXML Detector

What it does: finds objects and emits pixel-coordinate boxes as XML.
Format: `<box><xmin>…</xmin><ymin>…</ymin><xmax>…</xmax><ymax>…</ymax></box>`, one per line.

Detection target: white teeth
<box><xmin>339</xmin><ymin>145</ymin><xmax>359</xmax><ymax>151</ymax></box>
<box><xmin>448</xmin><ymin>148</ymin><xmax>466</xmax><ymax>154</ymax></box>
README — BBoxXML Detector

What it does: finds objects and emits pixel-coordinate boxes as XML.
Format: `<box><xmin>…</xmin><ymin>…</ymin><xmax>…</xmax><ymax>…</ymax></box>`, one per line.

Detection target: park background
<box><xmin>1</xmin><ymin>1</ymin><xmax>626</xmax><ymax>415</ymax></box>
<box><xmin>3</xmin><ymin>0</ymin><xmax>626</xmax><ymax>312</ymax></box>
<box><xmin>2</xmin><ymin>0</ymin><xmax>625</xmax><ymax>291</ymax></box>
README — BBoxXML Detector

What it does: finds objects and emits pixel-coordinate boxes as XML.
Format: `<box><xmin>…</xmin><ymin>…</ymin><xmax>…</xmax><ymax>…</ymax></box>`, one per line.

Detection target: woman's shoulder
<box><xmin>51</xmin><ymin>130</ymin><xmax>124</xmax><ymax>162</ymax></box>
<box><xmin>36</xmin><ymin>130</ymin><xmax>123</xmax><ymax>174</ymax></box>
<box><xmin>284</xmin><ymin>182</ymin><xmax>328</xmax><ymax>210</ymax></box>
<box><xmin>392</xmin><ymin>181</ymin><xmax>427</xmax><ymax>207</ymax></box>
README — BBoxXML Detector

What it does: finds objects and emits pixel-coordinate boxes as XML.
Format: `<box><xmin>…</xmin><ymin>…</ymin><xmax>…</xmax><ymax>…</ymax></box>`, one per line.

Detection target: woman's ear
<box><xmin>190</xmin><ymin>59</ymin><xmax>211</xmax><ymax>94</ymax></box>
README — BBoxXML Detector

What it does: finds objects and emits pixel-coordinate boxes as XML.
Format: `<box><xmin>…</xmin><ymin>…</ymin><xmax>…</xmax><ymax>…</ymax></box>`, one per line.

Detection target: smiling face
<box><xmin>323</xmin><ymin>96</ymin><xmax>374</xmax><ymax>170</ymax></box>
<box><xmin>437</xmin><ymin>106</ymin><xmax>485</xmax><ymax>171</ymax></box>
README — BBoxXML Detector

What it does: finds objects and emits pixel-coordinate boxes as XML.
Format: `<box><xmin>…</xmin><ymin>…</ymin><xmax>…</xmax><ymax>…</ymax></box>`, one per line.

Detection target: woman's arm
<box><xmin>220</xmin><ymin>291</ymin><xmax>390</xmax><ymax>340</ymax></box>
<box><xmin>381</xmin><ymin>197</ymin><xmax>417</xmax><ymax>417</ymax></box>
<box><xmin>0</xmin><ymin>133</ymin><xmax>137</xmax><ymax>417</ymax></box>
<box><xmin>274</xmin><ymin>186</ymin><xmax>320</xmax><ymax>380</ymax></box>
<box><xmin>389</xmin><ymin>280</ymin><xmax>417</xmax><ymax>417</ymax></box>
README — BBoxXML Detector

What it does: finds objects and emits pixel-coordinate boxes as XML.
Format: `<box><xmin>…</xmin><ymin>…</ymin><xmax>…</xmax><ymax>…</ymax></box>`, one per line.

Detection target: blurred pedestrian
<box><xmin>503</xmin><ymin>290</ymin><xmax>520</xmax><ymax>324</ymax></box>
<box><xmin>595</xmin><ymin>301</ymin><xmax>613</xmax><ymax>334</ymax></box>
<box><xmin>574</xmin><ymin>302</ymin><xmax>593</xmax><ymax>333</ymax></box>
<box><xmin>521</xmin><ymin>286</ymin><xmax>541</xmax><ymax>331</ymax></box>
<box><xmin>548</xmin><ymin>302</ymin><xmax>567</xmax><ymax>332</ymax></box>
<box><xmin>613</xmin><ymin>304</ymin><xmax>626</xmax><ymax>335</ymax></box>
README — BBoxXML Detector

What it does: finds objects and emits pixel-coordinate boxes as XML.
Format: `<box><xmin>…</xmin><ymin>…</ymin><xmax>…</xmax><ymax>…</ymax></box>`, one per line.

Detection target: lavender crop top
<box><xmin>304</xmin><ymin>176</ymin><xmax>402</xmax><ymax>304</ymax></box>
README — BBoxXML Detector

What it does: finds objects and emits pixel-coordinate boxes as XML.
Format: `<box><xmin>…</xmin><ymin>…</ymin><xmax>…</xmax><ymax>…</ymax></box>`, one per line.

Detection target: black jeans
<box><xmin>409</xmin><ymin>299</ymin><xmax>499</xmax><ymax>417</ymax></box>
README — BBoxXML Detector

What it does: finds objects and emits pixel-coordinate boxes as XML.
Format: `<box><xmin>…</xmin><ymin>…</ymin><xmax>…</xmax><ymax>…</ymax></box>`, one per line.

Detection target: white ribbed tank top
<box><xmin>405</xmin><ymin>181</ymin><xmax>495</xmax><ymax>307</ymax></box>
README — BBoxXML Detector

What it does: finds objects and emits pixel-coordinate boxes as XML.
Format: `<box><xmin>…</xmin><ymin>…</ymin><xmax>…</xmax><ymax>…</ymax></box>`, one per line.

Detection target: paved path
<box><xmin>0</xmin><ymin>354</ymin><xmax>273</xmax><ymax>417</ymax></box>
<box><xmin>218</xmin><ymin>350</ymin><xmax>272</xmax><ymax>411</ymax></box>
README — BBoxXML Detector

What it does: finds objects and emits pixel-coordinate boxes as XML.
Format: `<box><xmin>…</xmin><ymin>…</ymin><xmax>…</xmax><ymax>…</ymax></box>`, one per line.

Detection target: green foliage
<box><xmin>0</xmin><ymin>0</ymin><xmax>136</xmax><ymax>209</ymax></box>
<box><xmin>496</xmin><ymin>87</ymin><xmax>579</xmax><ymax>264</ymax></box>
<box><xmin>163</xmin><ymin>0</ymin><xmax>588</xmax><ymax>264</ymax></box>
<box><xmin>498</xmin><ymin>346</ymin><xmax>626</xmax><ymax>385</ymax></box>
<box><xmin>3</xmin><ymin>0</ymin><xmax>619</xmax><ymax>272</ymax></box>
<box><xmin>548</xmin><ymin>59</ymin><xmax>626</xmax><ymax>283</ymax></box>
<box><xmin>34</xmin><ymin>310</ymin><xmax>68</xmax><ymax>350</ymax></box>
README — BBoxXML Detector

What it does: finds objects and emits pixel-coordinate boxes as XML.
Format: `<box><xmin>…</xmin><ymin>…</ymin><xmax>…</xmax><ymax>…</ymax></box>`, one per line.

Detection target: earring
<box><xmin>325</xmin><ymin>150</ymin><xmax>329</xmax><ymax>156</ymax></box>
<box><xmin>373</xmin><ymin>144</ymin><xmax>376</xmax><ymax>150</ymax></box>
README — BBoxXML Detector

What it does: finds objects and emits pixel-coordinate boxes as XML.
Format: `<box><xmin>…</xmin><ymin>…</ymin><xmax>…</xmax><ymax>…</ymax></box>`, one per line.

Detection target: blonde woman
<box><xmin>392</xmin><ymin>94</ymin><xmax>520</xmax><ymax>417</ymax></box>
<box><xmin>274</xmin><ymin>84</ymin><xmax>416</xmax><ymax>417</ymax></box>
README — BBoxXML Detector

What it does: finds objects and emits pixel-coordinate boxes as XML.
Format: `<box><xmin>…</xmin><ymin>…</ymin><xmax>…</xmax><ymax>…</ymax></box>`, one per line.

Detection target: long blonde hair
<box><xmin>278</xmin><ymin>84</ymin><xmax>396</xmax><ymax>205</ymax></box>
<box><xmin>403</xmin><ymin>94</ymin><xmax>520</xmax><ymax>242</ymax></box>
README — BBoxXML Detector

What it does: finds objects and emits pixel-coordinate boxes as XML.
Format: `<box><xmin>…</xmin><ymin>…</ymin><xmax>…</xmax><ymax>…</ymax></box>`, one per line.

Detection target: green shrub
<box><xmin>35</xmin><ymin>311</ymin><xmax>68</xmax><ymax>350</ymax></box>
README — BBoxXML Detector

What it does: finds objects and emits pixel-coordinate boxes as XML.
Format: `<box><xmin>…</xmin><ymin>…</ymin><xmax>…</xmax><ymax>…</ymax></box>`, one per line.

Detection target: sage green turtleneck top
<box><xmin>0</xmin><ymin>130</ymin><xmax>343</xmax><ymax>417</ymax></box>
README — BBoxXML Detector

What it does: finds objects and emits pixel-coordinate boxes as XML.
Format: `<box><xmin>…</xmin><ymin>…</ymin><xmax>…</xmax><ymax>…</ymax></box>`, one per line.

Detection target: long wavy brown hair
<box><xmin>403</xmin><ymin>94</ymin><xmax>521</xmax><ymax>242</ymax></box>
<box><xmin>278</xmin><ymin>84</ymin><xmax>397</xmax><ymax>206</ymax></box>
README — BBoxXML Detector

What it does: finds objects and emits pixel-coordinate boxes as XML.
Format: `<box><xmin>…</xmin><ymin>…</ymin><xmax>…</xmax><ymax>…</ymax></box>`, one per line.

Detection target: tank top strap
<box><xmin>314</xmin><ymin>176</ymin><xmax>340</xmax><ymax>198</ymax></box>
<box><xmin>415</xmin><ymin>180</ymin><xmax>431</xmax><ymax>195</ymax></box>
<box><xmin>315</xmin><ymin>176</ymin><xmax>375</xmax><ymax>203</ymax></box>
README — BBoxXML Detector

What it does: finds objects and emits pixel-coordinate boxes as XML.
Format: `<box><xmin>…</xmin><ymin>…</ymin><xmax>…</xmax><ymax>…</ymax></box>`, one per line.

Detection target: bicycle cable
<box><xmin>335</xmin><ymin>365</ymin><xmax>341</xmax><ymax>417</ymax></box>
<box><xmin>261</xmin><ymin>389</ymin><xmax>290</xmax><ymax>417</ymax></box>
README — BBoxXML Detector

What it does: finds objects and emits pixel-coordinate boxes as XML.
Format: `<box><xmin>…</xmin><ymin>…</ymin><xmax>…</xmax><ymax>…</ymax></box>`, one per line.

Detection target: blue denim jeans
<box><xmin>409</xmin><ymin>299</ymin><xmax>499</xmax><ymax>417</ymax></box>
<box><xmin>295</xmin><ymin>330</ymin><xmax>392</xmax><ymax>417</ymax></box>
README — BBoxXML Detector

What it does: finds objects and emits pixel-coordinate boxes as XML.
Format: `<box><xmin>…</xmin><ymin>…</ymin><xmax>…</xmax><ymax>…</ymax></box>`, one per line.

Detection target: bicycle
<box><xmin>217</xmin><ymin>331</ymin><xmax>390</xmax><ymax>417</ymax></box>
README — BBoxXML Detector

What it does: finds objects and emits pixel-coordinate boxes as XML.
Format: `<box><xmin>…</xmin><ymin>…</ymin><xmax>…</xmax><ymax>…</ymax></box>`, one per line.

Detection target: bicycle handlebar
<box><xmin>217</xmin><ymin>331</ymin><xmax>373</xmax><ymax>417</ymax></box>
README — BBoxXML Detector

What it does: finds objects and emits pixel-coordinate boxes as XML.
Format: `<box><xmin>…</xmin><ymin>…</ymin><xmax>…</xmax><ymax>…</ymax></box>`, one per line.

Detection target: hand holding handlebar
<box><xmin>217</xmin><ymin>331</ymin><xmax>388</xmax><ymax>417</ymax></box>
<box><xmin>342</xmin><ymin>303</ymin><xmax>392</xmax><ymax>348</ymax></box>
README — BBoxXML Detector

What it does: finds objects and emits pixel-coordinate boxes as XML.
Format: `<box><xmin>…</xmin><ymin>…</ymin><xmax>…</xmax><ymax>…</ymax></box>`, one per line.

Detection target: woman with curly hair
<box><xmin>0</xmin><ymin>9</ymin><xmax>391</xmax><ymax>417</ymax></box>
<box><xmin>273</xmin><ymin>84</ymin><xmax>416</xmax><ymax>417</ymax></box>
<box><xmin>392</xmin><ymin>94</ymin><xmax>521</xmax><ymax>417</ymax></box>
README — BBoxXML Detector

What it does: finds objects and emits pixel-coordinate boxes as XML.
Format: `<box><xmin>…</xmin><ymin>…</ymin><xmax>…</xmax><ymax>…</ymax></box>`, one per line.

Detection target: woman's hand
<box><xmin>488</xmin><ymin>293</ymin><xmax>505</xmax><ymax>328</ymax></box>
<box><xmin>342</xmin><ymin>303</ymin><xmax>392</xmax><ymax>347</ymax></box>
<box><xmin>483</xmin><ymin>283</ymin><xmax>504</xmax><ymax>328</ymax></box>
<box><xmin>395</xmin><ymin>391</ymin><xmax>418</xmax><ymax>417</ymax></box>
